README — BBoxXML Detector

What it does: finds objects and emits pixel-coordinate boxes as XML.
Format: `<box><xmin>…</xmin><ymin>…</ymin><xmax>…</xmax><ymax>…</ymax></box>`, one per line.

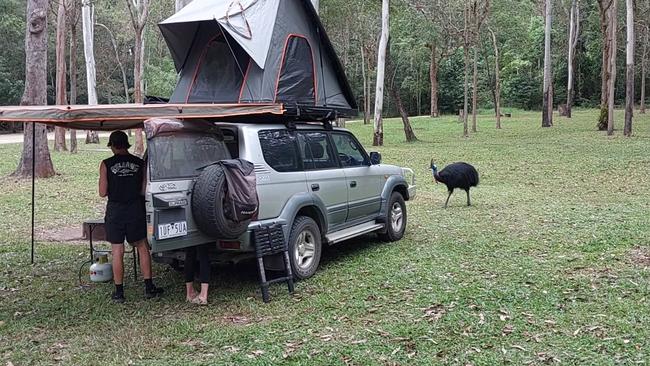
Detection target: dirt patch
<box><xmin>37</xmin><ymin>225</ymin><xmax>85</xmax><ymax>243</ymax></box>
<box><xmin>565</xmin><ymin>266</ymin><xmax>618</xmax><ymax>281</ymax></box>
<box><xmin>629</xmin><ymin>247</ymin><xmax>650</xmax><ymax>268</ymax></box>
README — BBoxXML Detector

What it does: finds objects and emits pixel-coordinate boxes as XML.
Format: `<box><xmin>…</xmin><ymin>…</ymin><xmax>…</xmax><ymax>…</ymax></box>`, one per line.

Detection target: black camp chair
<box><xmin>252</xmin><ymin>225</ymin><xmax>294</xmax><ymax>303</ymax></box>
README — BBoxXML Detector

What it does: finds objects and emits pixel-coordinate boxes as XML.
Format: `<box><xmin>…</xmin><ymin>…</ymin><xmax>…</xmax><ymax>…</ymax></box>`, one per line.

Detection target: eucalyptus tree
<box><xmin>623</xmin><ymin>0</ymin><xmax>634</xmax><ymax>136</ymax></box>
<box><xmin>54</xmin><ymin>0</ymin><xmax>68</xmax><ymax>152</ymax></box>
<box><xmin>82</xmin><ymin>0</ymin><xmax>99</xmax><ymax>144</ymax></box>
<box><xmin>542</xmin><ymin>0</ymin><xmax>553</xmax><ymax>128</ymax></box>
<box><xmin>373</xmin><ymin>0</ymin><xmax>389</xmax><ymax>146</ymax></box>
<box><xmin>566</xmin><ymin>0</ymin><xmax>580</xmax><ymax>118</ymax></box>
<box><xmin>14</xmin><ymin>0</ymin><xmax>55</xmax><ymax>178</ymax></box>
<box><xmin>596</xmin><ymin>0</ymin><xmax>616</xmax><ymax>131</ymax></box>
<box><xmin>125</xmin><ymin>0</ymin><xmax>150</xmax><ymax>156</ymax></box>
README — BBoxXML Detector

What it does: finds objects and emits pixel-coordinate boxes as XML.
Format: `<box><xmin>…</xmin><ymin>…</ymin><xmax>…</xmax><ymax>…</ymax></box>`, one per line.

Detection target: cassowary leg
<box><xmin>466</xmin><ymin>189</ymin><xmax>471</xmax><ymax>206</ymax></box>
<box><xmin>444</xmin><ymin>191</ymin><xmax>453</xmax><ymax>208</ymax></box>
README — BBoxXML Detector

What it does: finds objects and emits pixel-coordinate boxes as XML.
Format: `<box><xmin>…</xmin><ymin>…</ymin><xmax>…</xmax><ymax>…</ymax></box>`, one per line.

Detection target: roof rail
<box><xmin>284</xmin><ymin>120</ymin><xmax>333</xmax><ymax>130</ymax></box>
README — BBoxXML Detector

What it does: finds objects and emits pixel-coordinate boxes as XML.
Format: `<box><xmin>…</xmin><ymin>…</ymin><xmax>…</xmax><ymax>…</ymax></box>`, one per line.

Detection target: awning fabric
<box><xmin>0</xmin><ymin>103</ymin><xmax>285</xmax><ymax>130</ymax></box>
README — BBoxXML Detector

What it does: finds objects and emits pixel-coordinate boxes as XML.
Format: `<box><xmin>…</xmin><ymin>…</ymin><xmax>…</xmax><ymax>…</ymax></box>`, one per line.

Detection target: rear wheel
<box><xmin>288</xmin><ymin>216</ymin><xmax>322</xmax><ymax>280</ymax></box>
<box><xmin>378</xmin><ymin>192</ymin><xmax>406</xmax><ymax>242</ymax></box>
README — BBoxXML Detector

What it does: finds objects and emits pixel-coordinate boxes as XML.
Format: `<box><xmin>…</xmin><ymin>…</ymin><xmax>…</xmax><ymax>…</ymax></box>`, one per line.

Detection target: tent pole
<box><xmin>31</xmin><ymin>123</ymin><xmax>36</xmax><ymax>264</ymax></box>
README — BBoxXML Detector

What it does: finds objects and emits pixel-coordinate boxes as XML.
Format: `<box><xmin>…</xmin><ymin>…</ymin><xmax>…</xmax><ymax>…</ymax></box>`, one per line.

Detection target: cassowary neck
<box><xmin>433</xmin><ymin>172</ymin><xmax>444</xmax><ymax>183</ymax></box>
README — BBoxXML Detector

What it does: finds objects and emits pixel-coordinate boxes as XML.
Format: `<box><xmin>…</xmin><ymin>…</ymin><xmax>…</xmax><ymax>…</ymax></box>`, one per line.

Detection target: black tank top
<box><xmin>103</xmin><ymin>154</ymin><xmax>145</xmax><ymax>203</ymax></box>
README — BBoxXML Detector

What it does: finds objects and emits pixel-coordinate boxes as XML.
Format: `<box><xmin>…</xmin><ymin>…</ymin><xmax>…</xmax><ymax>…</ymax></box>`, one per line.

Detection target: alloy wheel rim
<box><xmin>390</xmin><ymin>202</ymin><xmax>403</xmax><ymax>233</ymax></box>
<box><xmin>294</xmin><ymin>230</ymin><xmax>316</xmax><ymax>270</ymax></box>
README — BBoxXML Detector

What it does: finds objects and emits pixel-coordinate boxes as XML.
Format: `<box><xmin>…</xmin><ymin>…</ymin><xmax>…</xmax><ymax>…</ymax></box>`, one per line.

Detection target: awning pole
<box><xmin>31</xmin><ymin>123</ymin><xmax>35</xmax><ymax>264</ymax></box>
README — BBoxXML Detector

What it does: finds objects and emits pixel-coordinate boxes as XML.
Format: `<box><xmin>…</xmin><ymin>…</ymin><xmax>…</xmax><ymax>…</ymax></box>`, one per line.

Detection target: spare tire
<box><xmin>191</xmin><ymin>164</ymin><xmax>249</xmax><ymax>239</ymax></box>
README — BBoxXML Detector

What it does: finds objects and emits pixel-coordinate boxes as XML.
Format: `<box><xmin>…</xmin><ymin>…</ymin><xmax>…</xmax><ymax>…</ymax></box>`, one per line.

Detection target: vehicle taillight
<box><xmin>219</xmin><ymin>240</ymin><xmax>241</xmax><ymax>250</ymax></box>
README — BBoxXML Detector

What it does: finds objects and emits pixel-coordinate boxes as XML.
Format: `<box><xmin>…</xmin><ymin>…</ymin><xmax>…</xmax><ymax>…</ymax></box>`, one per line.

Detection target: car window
<box><xmin>258</xmin><ymin>130</ymin><xmax>301</xmax><ymax>172</ymax></box>
<box><xmin>148</xmin><ymin>133</ymin><xmax>230</xmax><ymax>181</ymax></box>
<box><xmin>299</xmin><ymin>132</ymin><xmax>338</xmax><ymax>170</ymax></box>
<box><xmin>331</xmin><ymin>133</ymin><xmax>368</xmax><ymax>167</ymax></box>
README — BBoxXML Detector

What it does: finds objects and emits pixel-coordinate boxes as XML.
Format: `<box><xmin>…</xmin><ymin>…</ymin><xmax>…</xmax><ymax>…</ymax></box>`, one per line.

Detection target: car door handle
<box><xmin>311</xmin><ymin>184</ymin><xmax>320</xmax><ymax>191</ymax></box>
<box><xmin>349</xmin><ymin>181</ymin><xmax>357</xmax><ymax>188</ymax></box>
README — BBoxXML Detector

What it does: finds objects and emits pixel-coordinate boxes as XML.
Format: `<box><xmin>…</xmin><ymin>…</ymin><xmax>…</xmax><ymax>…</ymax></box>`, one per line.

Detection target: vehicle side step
<box><xmin>326</xmin><ymin>222</ymin><xmax>384</xmax><ymax>245</ymax></box>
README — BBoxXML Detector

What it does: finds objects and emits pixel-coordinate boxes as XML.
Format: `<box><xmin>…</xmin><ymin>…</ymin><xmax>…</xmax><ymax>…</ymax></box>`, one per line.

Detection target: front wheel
<box><xmin>378</xmin><ymin>192</ymin><xmax>407</xmax><ymax>242</ymax></box>
<box><xmin>288</xmin><ymin>216</ymin><xmax>322</xmax><ymax>280</ymax></box>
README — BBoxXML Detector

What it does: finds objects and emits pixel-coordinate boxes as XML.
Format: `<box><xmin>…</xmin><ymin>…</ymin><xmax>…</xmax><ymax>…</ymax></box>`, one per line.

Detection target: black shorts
<box><xmin>105</xmin><ymin>200</ymin><xmax>146</xmax><ymax>245</ymax></box>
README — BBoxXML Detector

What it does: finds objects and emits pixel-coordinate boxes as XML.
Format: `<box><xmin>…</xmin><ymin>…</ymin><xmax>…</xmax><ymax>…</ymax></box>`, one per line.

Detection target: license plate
<box><xmin>158</xmin><ymin>221</ymin><xmax>188</xmax><ymax>240</ymax></box>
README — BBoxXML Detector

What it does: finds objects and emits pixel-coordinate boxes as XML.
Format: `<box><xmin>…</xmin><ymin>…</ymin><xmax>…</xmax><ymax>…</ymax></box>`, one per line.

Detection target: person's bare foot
<box><xmin>186</xmin><ymin>291</ymin><xmax>198</xmax><ymax>302</ymax></box>
<box><xmin>191</xmin><ymin>296</ymin><xmax>208</xmax><ymax>305</ymax></box>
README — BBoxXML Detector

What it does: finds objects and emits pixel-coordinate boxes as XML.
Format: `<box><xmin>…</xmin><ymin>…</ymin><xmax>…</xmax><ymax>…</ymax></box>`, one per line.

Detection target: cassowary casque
<box><xmin>430</xmin><ymin>160</ymin><xmax>479</xmax><ymax>208</ymax></box>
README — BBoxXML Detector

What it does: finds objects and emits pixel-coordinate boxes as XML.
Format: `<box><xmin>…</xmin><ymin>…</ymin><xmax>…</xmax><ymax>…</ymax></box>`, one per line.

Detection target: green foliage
<box><xmin>145</xmin><ymin>58</ymin><xmax>177</xmax><ymax>98</ymax></box>
<box><xmin>0</xmin><ymin>0</ymin><xmax>25</xmax><ymax>105</ymax></box>
<box><xmin>437</xmin><ymin>52</ymin><xmax>465</xmax><ymax>113</ymax></box>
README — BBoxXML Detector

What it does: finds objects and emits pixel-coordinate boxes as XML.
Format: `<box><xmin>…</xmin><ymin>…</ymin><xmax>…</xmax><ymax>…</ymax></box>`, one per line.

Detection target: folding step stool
<box><xmin>252</xmin><ymin>225</ymin><xmax>294</xmax><ymax>303</ymax></box>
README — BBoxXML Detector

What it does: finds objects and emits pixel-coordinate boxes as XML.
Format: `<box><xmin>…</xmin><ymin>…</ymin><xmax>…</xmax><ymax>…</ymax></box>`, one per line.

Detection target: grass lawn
<box><xmin>1</xmin><ymin>109</ymin><xmax>649</xmax><ymax>365</ymax></box>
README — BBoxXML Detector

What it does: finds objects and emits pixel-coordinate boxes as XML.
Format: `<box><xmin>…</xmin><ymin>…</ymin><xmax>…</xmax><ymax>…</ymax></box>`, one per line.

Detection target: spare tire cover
<box><xmin>191</xmin><ymin>164</ymin><xmax>249</xmax><ymax>239</ymax></box>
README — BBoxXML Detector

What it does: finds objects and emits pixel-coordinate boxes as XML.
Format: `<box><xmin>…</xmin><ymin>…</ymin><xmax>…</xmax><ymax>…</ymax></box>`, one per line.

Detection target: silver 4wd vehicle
<box><xmin>146</xmin><ymin>120</ymin><xmax>416</xmax><ymax>279</ymax></box>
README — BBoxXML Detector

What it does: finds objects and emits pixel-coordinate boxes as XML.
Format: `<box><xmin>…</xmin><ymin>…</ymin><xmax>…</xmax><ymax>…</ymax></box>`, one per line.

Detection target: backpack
<box><xmin>219</xmin><ymin>159</ymin><xmax>259</xmax><ymax>223</ymax></box>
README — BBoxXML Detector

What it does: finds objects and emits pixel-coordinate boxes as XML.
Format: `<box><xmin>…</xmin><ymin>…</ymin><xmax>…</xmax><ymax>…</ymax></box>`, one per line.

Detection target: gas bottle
<box><xmin>90</xmin><ymin>254</ymin><xmax>113</xmax><ymax>283</ymax></box>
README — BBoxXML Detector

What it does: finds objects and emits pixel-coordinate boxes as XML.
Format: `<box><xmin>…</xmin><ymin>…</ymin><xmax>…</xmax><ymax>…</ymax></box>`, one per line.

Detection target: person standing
<box><xmin>99</xmin><ymin>130</ymin><xmax>163</xmax><ymax>303</ymax></box>
<box><xmin>184</xmin><ymin>244</ymin><xmax>211</xmax><ymax>305</ymax></box>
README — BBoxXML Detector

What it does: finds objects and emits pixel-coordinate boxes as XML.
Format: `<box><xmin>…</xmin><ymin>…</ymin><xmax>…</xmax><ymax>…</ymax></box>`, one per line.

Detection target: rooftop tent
<box><xmin>159</xmin><ymin>0</ymin><xmax>357</xmax><ymax>119</ymax></box>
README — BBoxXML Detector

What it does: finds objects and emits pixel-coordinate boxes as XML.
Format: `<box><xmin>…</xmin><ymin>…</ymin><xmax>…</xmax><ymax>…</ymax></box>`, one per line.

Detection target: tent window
<box><xmin>186</xmin><ymin>35</ymin><xmax>250</xmax><ymax>103</ymax></box>
<box><xmin>276</xmin><ymin>35</ymin><xmax>316</xmax><ymax>105</ymax></box>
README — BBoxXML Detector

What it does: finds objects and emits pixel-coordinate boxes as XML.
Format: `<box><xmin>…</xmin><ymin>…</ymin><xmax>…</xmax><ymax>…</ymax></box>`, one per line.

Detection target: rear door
<box><xmin>330</xmin><ymin>132</ymin><xmax>382</xmax><ymax>223</ymax></box>
<box><xmin>298</xmin><ymin>131</ymin><xmax>348</xmax><ymax>230</ymax></box>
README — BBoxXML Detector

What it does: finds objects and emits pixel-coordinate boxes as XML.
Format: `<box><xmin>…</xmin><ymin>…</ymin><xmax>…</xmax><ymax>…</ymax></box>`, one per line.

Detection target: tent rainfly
<box><xmin>159</xmin><ymin>0</ymin><xmax>357</xmax><ymax>119</ymax></box>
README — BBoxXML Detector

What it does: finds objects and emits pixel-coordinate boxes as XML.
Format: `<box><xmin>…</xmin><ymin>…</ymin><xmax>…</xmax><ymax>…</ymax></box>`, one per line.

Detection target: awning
<box><xmin>0</xmin><ymin>103</ymin><xmax>285</xmax><ymax>130</ymax></box>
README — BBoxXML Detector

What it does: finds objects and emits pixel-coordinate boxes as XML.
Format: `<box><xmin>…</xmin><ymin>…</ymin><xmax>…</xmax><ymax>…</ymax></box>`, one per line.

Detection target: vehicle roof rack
<box><xmin>284</xmin><ymin>120</ymin><xmax>333</xmax><ymax>131</ymax></box>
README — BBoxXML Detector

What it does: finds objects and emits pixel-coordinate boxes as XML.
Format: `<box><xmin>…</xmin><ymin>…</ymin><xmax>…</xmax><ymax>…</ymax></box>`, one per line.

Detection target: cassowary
<box><xmin>430</xmin><ymin>160</ymin><xmax>479</xmax><ymax>208</ymax></box>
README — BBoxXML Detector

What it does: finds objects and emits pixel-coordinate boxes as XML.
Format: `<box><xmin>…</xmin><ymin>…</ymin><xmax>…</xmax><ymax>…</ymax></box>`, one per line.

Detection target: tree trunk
<box><xmin>69</xmin><ymin>0</ymin><xmax>78</xmax><ymax>153</ymax></box>
<box><xmin>361</xmin><ymin>43</ymin><xmax>369</xmax><ymax>125</ymax></box>
<box><xmin>566</xmin><ymin>0</ymin><xmax>579</xmax><ymax>118</ymax></box>
<box><xmin>126</xmin><ymin>0</ymin><xmax>149</xmax><ymax>156</ymax></box>
<box><xmin>429</xmin><ymin>42</ymin><xmax>439</xmax><ymax>118</ymax></box>
<box><xmin>541</xmin><ymin>0</ymin><xmax>553</xmax><ymax>128</ymax></box>
<box><xmin>82</xmin><ymin>0</ymin><xmax>99</xmax><ymax>144</ymax></box>
<box><xmin>597</xmin><ymin>0</ymin><xmax>613</xmax><ymax>130</ymax></box>
<box><xmin>641</xmin><ymin>27</ymin><xmax>648</xmax><ymax>114</ymax></box>
<box><xmin>14</xmin><ymin>0</ymin><xmax>55</xmax><ymax>178</ymax></box>
<box><xmin>391</xmin><ymin>86</ymin><xmax>417</xmax><ymax>142</ymax></box>
<box><xmin>175</xmin><ymin>0</ymin><xmax>192</xmax><ymax>12</ymax></box>
<box><xmin>417</xmin><ymin>64</ymin><xmax>422</xmax><ymax>116</ymax></box>
<box><xmin>54</xmin><ymin>0</ymin><xmax>67</xmax><ymax>152</ymax></box>
<box><xmin>489</xmin><ymin>28</ymin><xmax>501</xmax><ymax>129</ymax></box>
<box><xmin>133</xmin><ymin>27</ymin><xmax>145</xmax><ymax>156</ymax></box>
<box><xmin>372</xmin><ymin>0</ymin><xmax>389</xmax><ymax>146</ymax></box>
<box><xmin>471</xmin><ymin>47</ymin><xmax>478</xmax><ymax>132</ymax></box>
<box><xmin>606</xmin><ymin>0</ymin><xmax>617</xmax><ymax>136</ymax></box>
<box><xmin>96</xmin><ymin>23</ymin><xmax>129</xmax><ymax>104</ymax></box>
<box><xmin>386</xmin><ymin>44</ymin><xmax>417</xmax><ymax>143</ymax></box>
<box><xmin>623</xmin><ymin>0</ymin><xmax>633</xmax><ymax>136</ymax></box>
<box><xmin>462</xmin><ymin>3</ymin><xmax>470</xmax><ymax>137</ymax></box>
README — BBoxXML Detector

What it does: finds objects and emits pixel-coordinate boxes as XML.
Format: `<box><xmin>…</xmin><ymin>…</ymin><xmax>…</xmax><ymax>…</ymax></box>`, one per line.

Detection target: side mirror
<box><xmin>369</xmin><ymin>152</ymin><xmax>382</xmax><ymax>165</ymax></box>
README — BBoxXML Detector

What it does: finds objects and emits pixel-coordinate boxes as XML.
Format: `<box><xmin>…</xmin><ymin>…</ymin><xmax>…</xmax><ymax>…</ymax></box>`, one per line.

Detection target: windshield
<box><xmin>148</xmin><ymin>133</ymin><xmax>231</xmax><ymax>181</ymax></box>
